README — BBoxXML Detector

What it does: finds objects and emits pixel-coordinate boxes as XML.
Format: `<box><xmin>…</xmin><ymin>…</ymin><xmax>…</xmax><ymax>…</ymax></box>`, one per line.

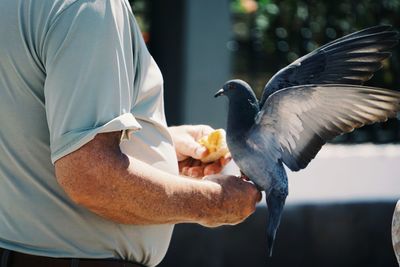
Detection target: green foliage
<box><xmin>129</xmin><ymin>0</ymin><xmax>149</xmax><ymax>32</ymax></box>
<box><xmin>230</xmin><ymin>0</ymin><xmax>400</xmax><ymax>143</ymax></box>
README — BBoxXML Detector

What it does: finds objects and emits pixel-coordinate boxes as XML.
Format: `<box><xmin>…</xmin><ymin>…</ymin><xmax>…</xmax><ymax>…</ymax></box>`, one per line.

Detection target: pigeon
<box><xmin>214</xmin><ymin>25</ymin><xmax>400</xmax><ymax>257</ymax></box>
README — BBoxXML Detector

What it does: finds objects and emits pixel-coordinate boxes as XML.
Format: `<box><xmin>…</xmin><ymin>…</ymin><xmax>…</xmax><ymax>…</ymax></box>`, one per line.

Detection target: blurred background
<box><xmin>130</xmin><ymin>1</ymin><xmax>400</xmax><ymax>266</ymax></box>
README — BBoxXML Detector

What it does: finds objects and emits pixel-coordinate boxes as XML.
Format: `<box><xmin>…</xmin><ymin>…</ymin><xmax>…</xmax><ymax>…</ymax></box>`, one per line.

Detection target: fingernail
<box><xmin>182</xmin><ymin>167</ymin><xmax>189</xmax><ymax>176</ymax></box>
<box><xmin>195</xmin><ymin>146</ymin><xmax>207</xmax><ymax>158</ymax></box>
<box><xmin>220</xmin><ymin>156</ymin><xmax>231</xmax><ymax>166</ymax></box>
<box><xmin>188</xmin><ymin>167</ymin><xmax>203</xmax><ymax>178</ymax></box>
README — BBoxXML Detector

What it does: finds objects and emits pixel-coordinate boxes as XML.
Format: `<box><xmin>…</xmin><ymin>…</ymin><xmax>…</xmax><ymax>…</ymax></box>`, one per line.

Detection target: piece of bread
<box><xmin>198</xmin><ymin>129</ymin><xmax>229</xmax><ymax>163</ymax></box>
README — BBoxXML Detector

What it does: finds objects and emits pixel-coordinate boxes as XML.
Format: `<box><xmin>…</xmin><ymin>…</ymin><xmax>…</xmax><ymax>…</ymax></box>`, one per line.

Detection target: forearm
<box><xmin>55</xmin><ymin>132</ymin><xmax>221</xmax><ymax>225</ymax></box>
<box><xmin>79</xmin><ymin>156</ymin><xmax>222</xmax><ymax>225</ymax></box>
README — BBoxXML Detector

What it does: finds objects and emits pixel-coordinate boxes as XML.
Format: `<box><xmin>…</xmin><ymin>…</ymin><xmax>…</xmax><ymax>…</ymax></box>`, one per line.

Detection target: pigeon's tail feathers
<box><xmin>266</xmin><ymin>189</ymin><xmax>287</xmax><ymax>257</ymax></box>
<box><xmin>266</xmin><ymin>228</ymin><xmax>275</xmax><ymax>258</ymax></box>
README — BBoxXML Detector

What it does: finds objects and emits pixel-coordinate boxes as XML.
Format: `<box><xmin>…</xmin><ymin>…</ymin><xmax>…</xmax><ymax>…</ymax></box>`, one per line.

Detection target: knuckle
<box><xmin>200</xmin><ymin>124</ymin><xmax>214</xmax><ymax>133</ymax></box>
<box><xmin>204</xmin><ymin>164</ymin><xmax>219</xmax><ymax>175</ymax></box>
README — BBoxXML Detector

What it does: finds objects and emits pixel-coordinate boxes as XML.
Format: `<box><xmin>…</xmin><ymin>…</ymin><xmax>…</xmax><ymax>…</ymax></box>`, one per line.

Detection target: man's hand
<box><xmin>201</xmin><ymin>174</ymin><xmax>262</xmax><ymax>227</ymax></box>
<box><xmin>168</xmin><ymin>125</ymin><xmax>231</xmax><ymax>178</ymax></box>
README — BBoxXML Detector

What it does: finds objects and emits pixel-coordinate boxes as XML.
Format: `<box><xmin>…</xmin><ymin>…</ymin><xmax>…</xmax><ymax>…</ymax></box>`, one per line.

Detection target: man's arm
<box><xmin>55</xmin><ymin>131</ymin><xmax>260</xmax><ymax>227</ymax></box>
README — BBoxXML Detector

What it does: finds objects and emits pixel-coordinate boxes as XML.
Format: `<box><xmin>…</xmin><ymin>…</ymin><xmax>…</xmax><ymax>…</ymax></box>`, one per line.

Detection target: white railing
<box><xmin>224</xmin><ymin>144</ymin><xmax>400</xmax><ymax>204</ymax></box>
<box><xmin>287</xmin><ymin>144</ymin><xmax>400</xmax><ymax>204</ymax></box>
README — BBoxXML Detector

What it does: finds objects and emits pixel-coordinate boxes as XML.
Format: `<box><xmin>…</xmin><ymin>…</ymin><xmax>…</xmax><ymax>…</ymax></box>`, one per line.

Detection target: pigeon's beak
<box><xmin>214</xmin><ymin>88</ymin><xmax>224</xmax><ymax>98</ymax></box>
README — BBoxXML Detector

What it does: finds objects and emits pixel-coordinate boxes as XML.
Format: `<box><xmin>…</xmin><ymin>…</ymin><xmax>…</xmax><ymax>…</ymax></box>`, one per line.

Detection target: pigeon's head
<box><xmin>214</xmin><ymin>79</ymin><xmax>260</xmax><ymax>132</ymax></box>
<box><xmin>214</xmin><ymin>79</ymin><xmax>256</xmax><ymax>101</ymax></box>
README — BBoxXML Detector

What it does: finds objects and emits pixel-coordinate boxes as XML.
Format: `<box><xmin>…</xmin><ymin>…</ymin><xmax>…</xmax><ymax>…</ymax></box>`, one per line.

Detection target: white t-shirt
<box><xmin>0</xmin><ymin>0</ymin><xmax>177</xmax><ymax>266</ymax></box>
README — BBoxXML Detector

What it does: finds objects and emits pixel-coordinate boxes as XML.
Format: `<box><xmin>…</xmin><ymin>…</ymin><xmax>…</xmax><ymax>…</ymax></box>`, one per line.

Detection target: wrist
<box><xmin>189</xmin><ymin>180</ymin><xmax>223</xmax><ymax>226</ymax></box>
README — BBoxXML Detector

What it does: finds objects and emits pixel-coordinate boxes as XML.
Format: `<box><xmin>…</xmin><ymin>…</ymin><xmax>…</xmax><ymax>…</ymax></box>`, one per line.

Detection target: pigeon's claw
<box><xmin>240</xmin><ymin>171</ymin><xmax>250</xmax><ymax>181</ymax></box>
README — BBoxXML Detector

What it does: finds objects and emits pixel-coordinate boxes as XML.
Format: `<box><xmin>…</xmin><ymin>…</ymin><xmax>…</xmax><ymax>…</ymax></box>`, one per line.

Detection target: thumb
<box><xmin>180</xmin><ymin>141</ymin><xmax>208</xmax><ymax>160</ymax></box>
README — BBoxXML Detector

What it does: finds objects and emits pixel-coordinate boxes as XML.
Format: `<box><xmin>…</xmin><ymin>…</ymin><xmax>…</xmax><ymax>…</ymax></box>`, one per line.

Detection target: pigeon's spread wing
<box><xmin>259</xmin><ymin>25</ymin><xmax>399</xmax><ymax>108</ymax></box>
<box><xmin>255</xmin><ymin>84</ymin><xmax>400</xmax><ymax>171</ymax></box>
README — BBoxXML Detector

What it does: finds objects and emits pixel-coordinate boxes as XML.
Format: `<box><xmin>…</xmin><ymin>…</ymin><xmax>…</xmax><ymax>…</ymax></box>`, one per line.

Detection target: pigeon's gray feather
<box><xmin>259</xmin><ymin>25</ymin><xmax>399</xmax><ymax>108</ymax></box>
<box><xmin>255</xmin><ymin>84</ymin><xmax>400</xmax><ymax>171</ymax></box>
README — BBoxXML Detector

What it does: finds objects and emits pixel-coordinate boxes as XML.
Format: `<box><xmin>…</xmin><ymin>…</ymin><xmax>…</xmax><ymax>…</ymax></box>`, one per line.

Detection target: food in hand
<box><xmin>198</xmin><ymin>129</ymin><xmax>229</xmax><ymax>163</ymax></box>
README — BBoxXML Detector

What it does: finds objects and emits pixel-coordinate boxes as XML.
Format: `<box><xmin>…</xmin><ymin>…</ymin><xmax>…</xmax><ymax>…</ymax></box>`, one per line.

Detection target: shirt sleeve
<box><xmin>43</xmin><ymin>0</ymin><xmax>142</xmax><ymax>163</ymax></box>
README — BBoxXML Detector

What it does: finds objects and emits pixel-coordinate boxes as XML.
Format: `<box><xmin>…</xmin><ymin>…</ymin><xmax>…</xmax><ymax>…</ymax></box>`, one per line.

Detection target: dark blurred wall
<box><xmin>148</xmin><ymin>1</ymin><xmax>186</xmax><ymax>125</ymax></box>
<box><xmin>180</xmin><ymin>0</ymin><xmax>232</xmax><ymax>128</ymax></box>
<box><xmin>149</xmin><ymin>0</ymin><xmax>232</xmax><ymax>128</ymax></box>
